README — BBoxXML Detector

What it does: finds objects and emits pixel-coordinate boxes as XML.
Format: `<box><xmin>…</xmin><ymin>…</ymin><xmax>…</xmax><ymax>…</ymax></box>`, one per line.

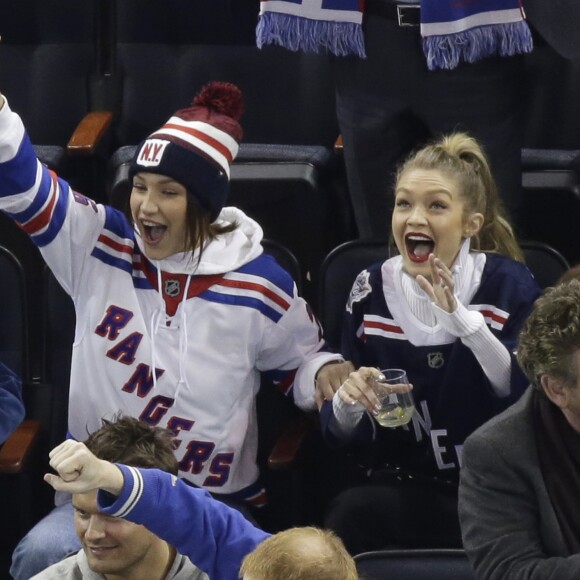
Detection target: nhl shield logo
<box><xmin>427</xmin><ymin>352</ymin><xmax>444</xmax><ymax>369</ymax></box>
<box><xmin>164</xmin><ymin>279</ymin><xmax>181</xmax><ymax>297</ymax></box>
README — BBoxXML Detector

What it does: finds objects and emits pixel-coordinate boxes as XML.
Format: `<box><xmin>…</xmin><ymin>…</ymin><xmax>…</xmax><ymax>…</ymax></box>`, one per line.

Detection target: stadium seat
<box><xmin>354</xmin><ymin>548</ymin><xmax>473</xmax><ymax>580</ymax></box>
<box><xmin>520</xmin><ymin>240</ymin><xmax>570</xmax><ymax>289</ymax></box>
<box><xmin>319</xmin><ymin>239</ymin><xmax>390</xmax><ymax>350</ymax></box>
<box><xmin>520</xmin><ymin>148</ymin><xmax>580</xmax><ymax>266</ymax></box>
<box><xmin>0</xmin><ymin>0</ymin><xmax>113</xmax><ymax>201</ymax></box>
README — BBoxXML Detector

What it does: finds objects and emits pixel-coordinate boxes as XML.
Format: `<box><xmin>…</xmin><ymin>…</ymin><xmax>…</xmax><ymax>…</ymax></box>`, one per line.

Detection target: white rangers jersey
<box><xmin>0</xmin><ymin>99</ymin><xmax>338</xmax><ymax>500</ymax></box>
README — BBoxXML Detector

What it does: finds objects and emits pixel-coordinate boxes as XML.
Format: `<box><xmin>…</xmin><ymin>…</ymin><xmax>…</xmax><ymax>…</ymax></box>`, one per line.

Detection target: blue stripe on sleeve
<box><xmin>238</xmin><ymin>253</ymin><xmax>294</xmax><ymax>297</ymax></box>
<box><xmin>31</xmin><ymin>176</ymin><xmax>70</xmax><ymax>246</ymax></box>
<box><xmin>201</xmin><ymin>289</ymin><xmax>283</xmax><ymax>322</ymax></box>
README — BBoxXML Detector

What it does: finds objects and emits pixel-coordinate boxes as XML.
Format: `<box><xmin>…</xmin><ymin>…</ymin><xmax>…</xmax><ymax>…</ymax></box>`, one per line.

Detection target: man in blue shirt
<box><xmin>0</xmin><ymin>361</ymin><xmax>24</xmax><ymax>445</ymax></box>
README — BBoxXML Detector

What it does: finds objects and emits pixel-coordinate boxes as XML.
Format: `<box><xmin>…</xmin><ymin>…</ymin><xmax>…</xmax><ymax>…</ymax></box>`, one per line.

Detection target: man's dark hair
<box><xmin>84</xmin><ymin>415</ymin><xmax>178</xmax><ymax>475</ymax></box>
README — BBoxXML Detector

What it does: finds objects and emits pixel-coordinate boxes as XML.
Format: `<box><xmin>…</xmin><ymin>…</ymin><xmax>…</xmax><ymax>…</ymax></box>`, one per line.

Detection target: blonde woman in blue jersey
<box><xmin>319</xmin><ymin>133</ymin><xmax>541</xmax><ymax>554</ymax></box>
<box><xmin>0</xmin><ymin>83</ymin><xmax>346</xmax><ymax>579</ymax></box>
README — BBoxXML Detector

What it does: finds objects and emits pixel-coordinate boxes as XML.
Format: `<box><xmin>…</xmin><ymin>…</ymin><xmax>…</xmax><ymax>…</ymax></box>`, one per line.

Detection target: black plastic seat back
<box><xmin>112</xmin><ymin>43</ymin><xmax>338</xmax><ymax>149</ymax></box>
<box><xmin>112</xmin><ymin>0</ymin><xmax>337</xmax><ymax>148</ymax></box>
<box><xmin>355</xmin><ymin>549</ymin><xmax>473</xmax><ymax>580</ymax></box>
<box><xmin>319</xmin><ymin>240</ymin><xmax>389</xmax><ymax>350</ymax></box>
<box><xmin>520</xmin><ymin>148</ymin><xmax>580</xmax><ymax>266</ymax></box>
<box><xmin>0</xmin><ymin>0</ymin><xmax>97</xmax><ymax>149</ymax></box>
<box><xmin>0</xmin><ymin>247</ymin><xmax>28</xmax><ymax>382</ymax></box>
<box><xmin>520</xmin><ymin>240</ymin><xmax>570</xmax><ymax>289</ymax></box>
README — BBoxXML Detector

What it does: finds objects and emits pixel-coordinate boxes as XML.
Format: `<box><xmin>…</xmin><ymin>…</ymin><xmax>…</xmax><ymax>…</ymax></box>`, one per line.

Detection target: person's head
<box><xmin>239</xmin><ymin>526</ymin><xmax>357</xmax><ymax>580</ymax></box>
<box><xmin>129</xmin><ymin>81</ymin><xmax>243</xmax><ymax>260</ymax></box>
<box><xmin>392</xmin><ymin>132</ymin><xmax>523</xmax><ymax>279</ymax></box>
<box><xmin>518</xmin><ymin>279</ymin><xmax>580</xmax><ymax>429</ymax></box>
<box><xmin>73</xmin><ymin>416</ymin><xmax>178</xmax><ymax>577</ymax></box>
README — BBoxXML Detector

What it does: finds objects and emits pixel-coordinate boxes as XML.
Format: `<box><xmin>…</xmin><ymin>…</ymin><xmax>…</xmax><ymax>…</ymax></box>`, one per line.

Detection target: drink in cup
<box><xmin>373</xmin><ymin>369</ymin><xmax>414</xmax><ymax>428</ymax></box>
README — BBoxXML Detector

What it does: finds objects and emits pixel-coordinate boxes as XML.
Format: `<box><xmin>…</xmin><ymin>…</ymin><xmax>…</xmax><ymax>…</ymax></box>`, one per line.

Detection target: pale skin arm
<box><xmin>44</xmin><ymin>440</ymin><xmax>124</xmax><ymax>496</ymax></box>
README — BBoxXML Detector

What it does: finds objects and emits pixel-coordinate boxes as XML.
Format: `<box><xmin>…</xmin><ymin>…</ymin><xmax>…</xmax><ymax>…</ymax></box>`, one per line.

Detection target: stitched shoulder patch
<box><xmin>347</xmin><ymin>270</ymin><xmax>372</xmax><ymax>313</ymax></box>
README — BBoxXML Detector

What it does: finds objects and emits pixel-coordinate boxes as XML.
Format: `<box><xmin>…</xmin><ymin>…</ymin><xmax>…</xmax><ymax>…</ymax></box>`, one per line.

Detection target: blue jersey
<box><xmin>323</xmin><ymin>252</ymin><xmax>541</xmax><ymax>480</ymax></box>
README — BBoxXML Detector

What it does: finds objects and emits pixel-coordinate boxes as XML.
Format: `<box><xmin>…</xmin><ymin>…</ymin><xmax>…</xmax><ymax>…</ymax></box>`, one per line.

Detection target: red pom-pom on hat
<box><xmin>192</xmin><ymin>81</ymin><xmax>244</xmax><ymax>122</ymax></box>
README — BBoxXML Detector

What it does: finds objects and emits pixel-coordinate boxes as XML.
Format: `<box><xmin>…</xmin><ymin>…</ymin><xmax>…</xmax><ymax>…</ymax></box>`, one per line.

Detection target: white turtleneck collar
<box><xmin>383</xmin><ymin>238</ymin><xmax>486</xmax><ymax>339</ymax></box>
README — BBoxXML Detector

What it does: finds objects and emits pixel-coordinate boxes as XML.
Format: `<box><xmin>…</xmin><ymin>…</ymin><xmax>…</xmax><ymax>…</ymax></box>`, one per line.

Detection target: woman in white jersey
<box><xmin>0</xmin><ymin>82</ymin><xmax>345</xmax><ymax>579</ymax></box>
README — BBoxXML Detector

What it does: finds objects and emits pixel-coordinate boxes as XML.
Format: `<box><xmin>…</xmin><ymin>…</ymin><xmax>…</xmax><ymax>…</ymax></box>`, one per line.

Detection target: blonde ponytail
<box><xmin>397</xmin><ymin>132</ymin><xmax>524</xmax><ymax>262</ymax></box>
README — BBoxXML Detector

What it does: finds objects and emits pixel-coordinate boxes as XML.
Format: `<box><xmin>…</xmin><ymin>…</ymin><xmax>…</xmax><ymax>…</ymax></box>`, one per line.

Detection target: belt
<box><xmin>365</xmin><ymin>0</ymin><xmax>421</xmax><ymax>27</ymax></box>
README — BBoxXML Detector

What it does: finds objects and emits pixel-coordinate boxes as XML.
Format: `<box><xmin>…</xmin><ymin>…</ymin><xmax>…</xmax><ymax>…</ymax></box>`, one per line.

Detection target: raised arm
<box><xmin>45</xmin><ymin>440</ymin><xmax>269</xmax><ymax>580</ymax></box>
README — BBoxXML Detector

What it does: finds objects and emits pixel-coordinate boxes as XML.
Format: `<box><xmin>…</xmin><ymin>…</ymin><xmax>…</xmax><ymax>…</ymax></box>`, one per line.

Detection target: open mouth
<box><xmin>405</xmin><ymin>233</ymin><xmax>434</xmax><ymax>263</ymax></box>
<box><xmin>141</xmin><ymin>220</ymin><xmax>167</xmax><ymax>245</ymax></box>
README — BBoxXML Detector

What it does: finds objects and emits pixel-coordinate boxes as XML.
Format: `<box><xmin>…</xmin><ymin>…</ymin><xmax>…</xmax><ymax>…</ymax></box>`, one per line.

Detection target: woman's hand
<box><xmin>337</xmin><ymin>366</ymin><xmax>384</xmax><ymax>414</ymax></box>
<box><xmin>315</xmin><ymin>360</ymin><xmax>355</xmax><ymax>408</ymax></box>
<box><xmin>416</xmin><ymin>254</ymin><xmax>457</xmax><ymax>313</ymax></box>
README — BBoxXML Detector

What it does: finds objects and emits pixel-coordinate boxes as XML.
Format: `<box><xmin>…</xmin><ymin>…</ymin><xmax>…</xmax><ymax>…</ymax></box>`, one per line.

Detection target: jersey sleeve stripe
<box><xmin>217</xmin><ymin>278</ymin><xmax>291</xmax><ymax>310</ymax></box>
<box><xmin>20</xmin><ymin>174</ymin><xmax>69</xmax><ymax>246</ymax></box>
<box><xmin>110</xmin><ymin>465</ymin><xmax>144</xmax><ymax>519</ymax></box>
<box><xmin>469</xmin><ymin>304</ymin><xmax>509</xmax><ymax>330</ymax></box>
<box><xmin>201</xmin><ymin>290</ymin><xmax>284</xmax><ymax>322</ymax></box>
<box><xmin>363</xmin><ymin>315</ymin><xmax>406</xmax><ymax>340</ymax></box>
<box><xmin>91</xmin><ymin>246</ymin><xmax>133</xmax><ymax>274</ymax></box>
<box><xmin>238</xmin><ymin>254</ymin><xmax>295</xmax><ymax>297</ymax></box>
<box><xmin>97</xmin><ymin>231</ymin><xmax>135</xmax><ymax>256</ymax></box>
<box><xmin>19</xmin><ymin>172</ymin><xmax>59</xmax><ymax>234</ymax></box>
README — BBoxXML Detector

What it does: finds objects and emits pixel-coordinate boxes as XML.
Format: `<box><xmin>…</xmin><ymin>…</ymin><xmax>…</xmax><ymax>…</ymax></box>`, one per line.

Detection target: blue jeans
<box><xmin>10</xmin><ymin>500</ymin><xmax>80</xmax><ymax>580</ymax></box>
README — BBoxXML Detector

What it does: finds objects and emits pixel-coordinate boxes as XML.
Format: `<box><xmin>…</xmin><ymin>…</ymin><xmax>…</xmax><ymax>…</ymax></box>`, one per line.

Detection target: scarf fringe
<box><xmin>257</xmin><ymin>12</ymin><xmax>366</xmax><ymax>58</ymax></box>
<box><xmin>423</xmin><ymin>20</ymin><xmax>533</xmax><ymax>71</ymax></box>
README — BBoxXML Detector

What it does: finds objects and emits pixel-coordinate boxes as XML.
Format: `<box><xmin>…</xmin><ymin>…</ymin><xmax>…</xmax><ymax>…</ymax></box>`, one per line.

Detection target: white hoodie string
<box><xmin>150</xmin><ymin>267</ymin><xmax>192</xmax><ymax>406</ymax></box>
<box><xmin>149</xmin><ymin>266</ymin><xmax>166</xmax><ymax>390</ymax></box>
<box><xmin>174</xmin><ymin>274</ymin><xmax>192</xmax><ymax>406</ymax></box>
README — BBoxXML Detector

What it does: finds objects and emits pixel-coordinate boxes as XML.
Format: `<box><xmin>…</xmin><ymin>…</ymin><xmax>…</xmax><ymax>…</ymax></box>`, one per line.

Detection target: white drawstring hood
<box><xmin>136</xmin><ymin>207</ymin><xmax>264</xmax><ymax>402</ymax></box>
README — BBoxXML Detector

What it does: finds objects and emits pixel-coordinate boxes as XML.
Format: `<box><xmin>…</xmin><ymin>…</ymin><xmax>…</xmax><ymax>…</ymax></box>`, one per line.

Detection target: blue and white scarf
<box><xmin>256</xmin><ymin>0</ymin><xmax>533</xmax><ymax>71</ymax></box>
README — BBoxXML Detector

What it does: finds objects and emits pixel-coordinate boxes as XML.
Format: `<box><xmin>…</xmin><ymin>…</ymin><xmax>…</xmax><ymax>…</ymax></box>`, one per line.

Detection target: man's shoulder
<box><xmin>465</xmin><ymin>386</ymin><xmax>533</xmax><ymax>448</ymax></box>
<box><xmin>30</xmin><ymin>552</ymin><xmax>87</xmax><ymax>580</ymax></box>
<box><xmin>170</xmin><ymin>553</ymin><xmax>209</xmax><ymax>579</ymax></box>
